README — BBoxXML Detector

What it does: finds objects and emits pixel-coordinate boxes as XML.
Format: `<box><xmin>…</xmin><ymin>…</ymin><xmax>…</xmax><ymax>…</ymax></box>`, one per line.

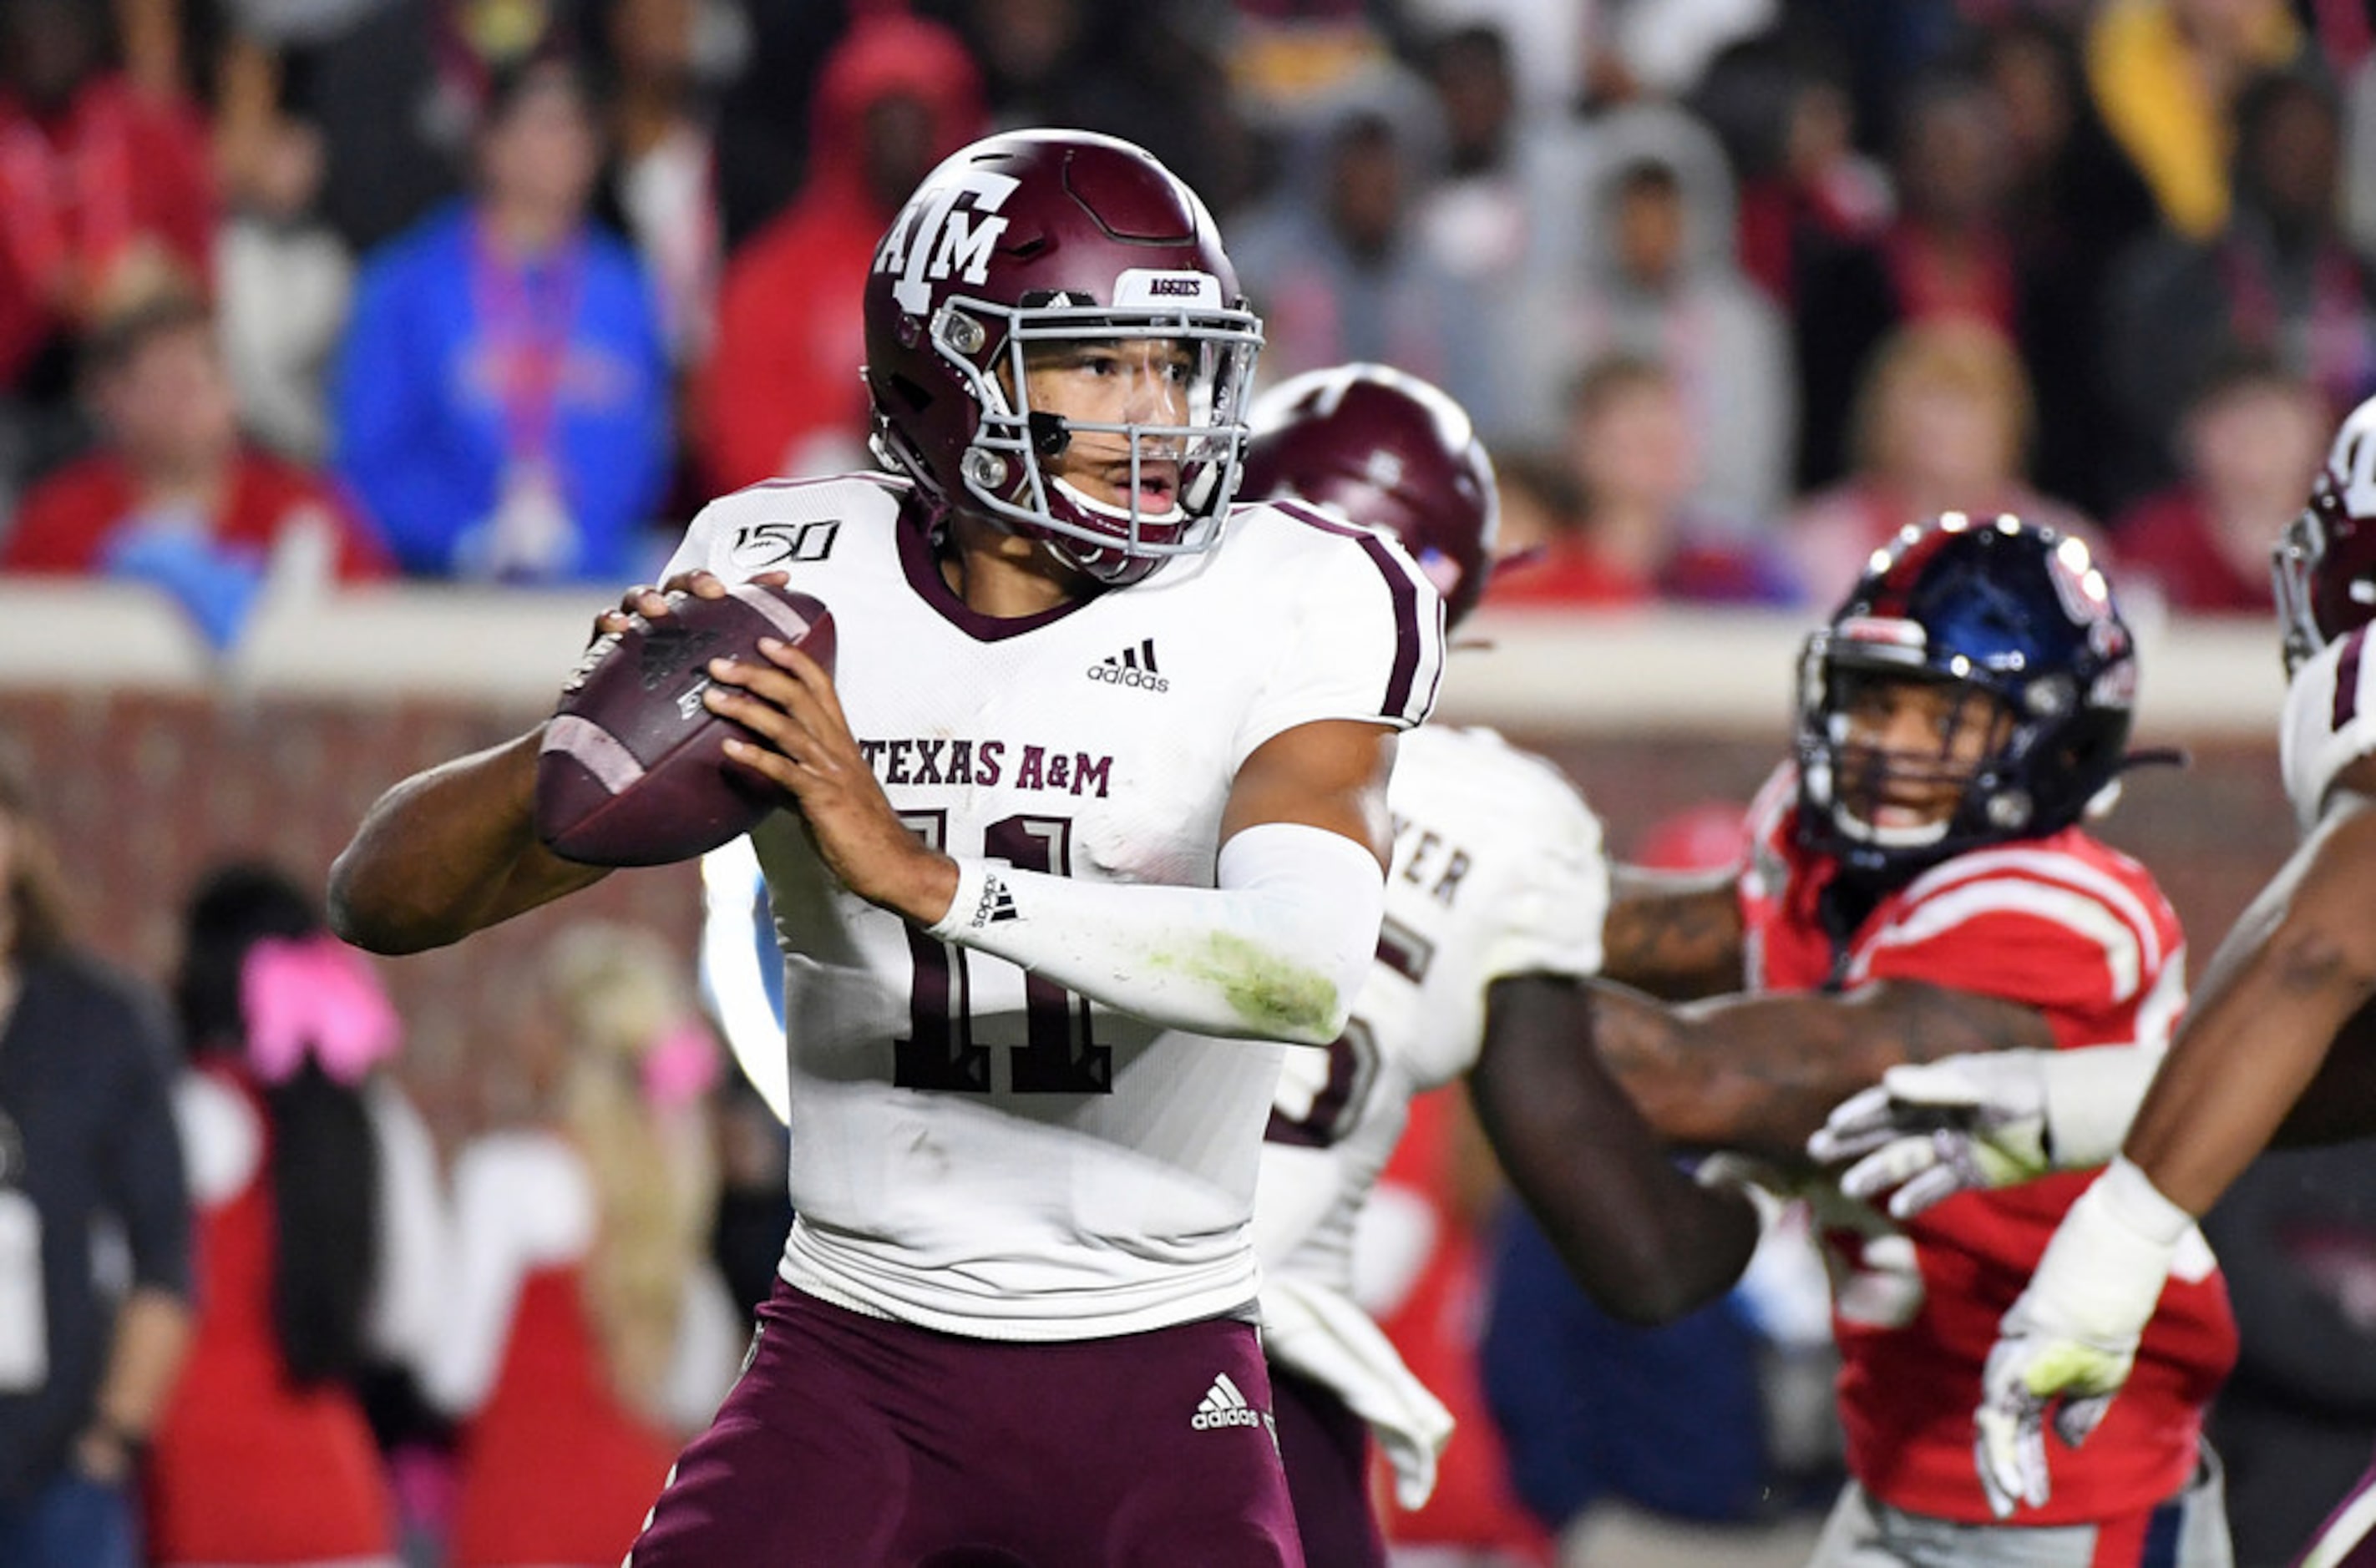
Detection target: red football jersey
<box><xmin>1738</xmin><ymin>766</ymin><xmax>2236</xmax><ymax>1525</ymax></box>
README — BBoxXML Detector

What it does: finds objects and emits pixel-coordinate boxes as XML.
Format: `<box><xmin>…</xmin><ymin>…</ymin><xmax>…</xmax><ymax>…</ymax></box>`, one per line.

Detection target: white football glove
<box><xmin>1973</xmin><ymin>1157</ymin><xmax>2192</xmax><ymax>1517</ymax></box>
<box><xmin>1806</xmin><ymin>1047</ymin><xmax>2159</xmax><ymax>1221</ymax></box>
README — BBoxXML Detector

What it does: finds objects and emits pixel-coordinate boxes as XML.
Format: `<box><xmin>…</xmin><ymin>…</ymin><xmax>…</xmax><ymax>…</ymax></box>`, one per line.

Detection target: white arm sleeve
<box><xmin>929</xmin><ymin>821</ymin><xmax>1386</xmax><ymax>1046</ymax></box>
<box><xmin>2039</xmin><ymin>1044</ymin><xmax>2163</xmax><ymax>1170</ymax></box>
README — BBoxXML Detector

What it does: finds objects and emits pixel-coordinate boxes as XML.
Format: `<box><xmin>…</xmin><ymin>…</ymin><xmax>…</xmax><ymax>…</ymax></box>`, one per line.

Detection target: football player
<box><xmin>1491</xmin><ymin>515</ymin><xmax>2237</xmax><ymax>1566</ymax></box>
<box><xmin>1857</xmin><ymin>393</ymin><xmax>2376</xmax><ymax>1555</ymax></box>
<box><xmin>328</xmin><ymin>130</ymin><xmax>1446</xmax><ymax>1567</ymax></box>
<box><xmin>1238</xmin><ymin>363</ymin><xmax>1767</xmax><ymax>1566</ymax></box>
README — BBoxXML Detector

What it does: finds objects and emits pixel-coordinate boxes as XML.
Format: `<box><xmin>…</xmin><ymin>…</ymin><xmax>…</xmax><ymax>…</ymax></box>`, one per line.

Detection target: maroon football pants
<box><xmin>627</xmin><ymin>1280</ymin><xmax>1305</xmax><ymax>1568</ymax></box>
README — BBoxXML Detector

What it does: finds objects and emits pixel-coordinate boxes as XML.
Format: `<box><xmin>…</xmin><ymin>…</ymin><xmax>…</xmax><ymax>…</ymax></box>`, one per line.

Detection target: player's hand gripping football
<box><xmin>1972</xmin><ymin>1158</ymin><xmax>2190</xmax><ymax>1517</ymax></box>
<box><xmin>697</xmin><ymin>615</ymin><xmax>959</xmax><ymax>926</ymax></box>
<box><xmin>1806</xmin><ymin>1046</ymin><xmax>2159</xmax><ymax>1220</ymax></box>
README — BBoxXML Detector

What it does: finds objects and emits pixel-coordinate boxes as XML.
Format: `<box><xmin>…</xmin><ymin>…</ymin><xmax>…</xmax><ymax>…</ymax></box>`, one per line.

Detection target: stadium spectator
<box><xmin>2346</xmin><ymin>47</ymin><xmax>2376</xmax><ymax>261</ymax></box>
<box><xmin>212</xmin><ymin>88</ymin><xmax>355</xmax><ymax>466</ymax></box>
<box><xmin>595</xmin><ymin>0</ymin><xmax>731</xmax><ymax>372</ymax></box>
<box><xmin>2085</xmin><ymin>0</ymin><xmax>2305</xmax><ymax>242</ymax></box>
<box><xmin>239</xmin><ymin>0</ymin><xmax>574</xmax><ymax>256</ymax></box>
<box><xmin>2</xmin><ymin>294</ymin><xmax>390</xmax><ymax>650</ymax></box>
<box><xmin>1507</xmin><ymin>104</ymin><xmax>1796</xmax><ymax>525</ymax></box>
<box><xmin>1230</xmin><ymin>96</ymin><xmax>1507</xmax><ymax>434</ymax></box>
<box><xmin>1490</xmin><ymin>355</ymin><xmax>1800</xmax><ymax>609</ymax></box>
<box><xmin>1487</xmin><ymin>516</ymin><xmax>2236</xmax><ymax>1563</ymax></box>
<box><xmin>2101</xmin><ymin>68</ymin><xmax>2376</xmax><ymax>507</ymax></box>
<box><xmin>1408</xmin><ymin>23</ymin><xmax>1593</xmax><ymax>304</ymax></box>
<box><xmin>0</xmin><ymin>733</ymin><xmax>191</xmax><ymax>1568</ymax></box>
<box><xmin>327</xmin><ymin>128</ymin><xmax>1438</xmax><ymax>1565</ymax></box>
<box><xmin>708</xmin><ymin>0</ymin><xmax>854</xmax><ymax>247</ymax></box>
<box><xmin>1973</xmin><ymin>17</ymin><xmax>2160</xmax><ymax>518</ymax></box>
<box><xmin>1789</xmin><ymin>70</ymin><xmax>2029</xmax><ymax>498</ymax></box>
<box><xmin>332</xmin><ymin>53</ymin><xmax>672</xmax><ymax>583</ymax></box>
<box><xmin>144</xmin><ymin>862</ymin><xmax>443</xmax><ymax>1568</ymax></box>
<box><xmin>426</xmin><ymin>921</ymin><xmax>739</xmax><ymax>1568</ymax></box>
<box><xmin>1782</xmin><ymin>318</ymin><xmax>2092</xmax><ymax>604</ymax></box>
<box><xmin>0</xmin><ymin>0</ymin><xmax>215</xmax><ymax>402</ymax></box>
<box><xmin>2110</xmin><ymin>351</ymin><xmax>2328</xmax><ymax>614</ymax></box>
<box><xmin>694</xmin><ymin>12</ymin><xmax>980</xmax><ymax>492</ymax></box>
<box><xmin>928</xmin><ymin>0</ymin><xmax>1244</xmax><ymax>217</ymax></box>
<box><xmin>1702</xmin><ymin>32</ymin><xmax>1890</xmax><ymax>315</ymax></box>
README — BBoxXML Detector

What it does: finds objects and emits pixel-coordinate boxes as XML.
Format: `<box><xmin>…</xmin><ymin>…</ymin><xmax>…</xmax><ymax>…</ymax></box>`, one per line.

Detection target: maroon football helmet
<box><xmin>2277</xmin><ymin>392</ymin><xmax>2376</xmax><ymax>675</ymax></box>
<box><xmin>862</xmin><ymin>129</ymin><xmax>1264</xmax><ymax>586</ymax></box>
<box><xmin>1242</xmin><ymin>363</ymin><xmax>1501</xmax><ymax>628</ymax></box>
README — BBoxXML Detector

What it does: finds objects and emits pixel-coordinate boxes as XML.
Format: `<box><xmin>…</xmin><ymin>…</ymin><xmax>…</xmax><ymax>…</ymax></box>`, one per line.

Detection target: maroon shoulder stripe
<box><xmin>1269</xmin><ymin>499</ymin><xmax>1431</xmax><ymax>721</ymax></box>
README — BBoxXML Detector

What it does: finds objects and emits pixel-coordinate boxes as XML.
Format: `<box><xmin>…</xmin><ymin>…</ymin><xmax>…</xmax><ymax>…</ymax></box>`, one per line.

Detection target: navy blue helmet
<box><xmin>1795</xmin><ymin>513</ymin><xmax>2138</xmax><ymax>880</ymax></box>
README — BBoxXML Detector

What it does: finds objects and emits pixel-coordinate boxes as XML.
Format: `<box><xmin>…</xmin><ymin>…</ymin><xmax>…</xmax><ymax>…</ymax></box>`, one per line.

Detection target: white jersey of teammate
<box><xmin>2281</xmin><ymin>625</ymin><xmax>2376</xmax><ymax>829</ymax></box>
<box><xmin>1252</xmin><ymin>722</ymin><xmax>1607</xmax><ymax>1503</ymax></box>
<box><xmin>663</xmin><ymin>472</ymin><xmax>1443</xmax><ymax>1342</ymax></box>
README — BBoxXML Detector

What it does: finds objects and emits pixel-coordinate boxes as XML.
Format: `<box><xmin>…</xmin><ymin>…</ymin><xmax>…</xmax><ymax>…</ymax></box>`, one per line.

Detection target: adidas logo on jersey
<box><xmin>1088</xmin><ymin>639</ymin><xmax>1168</xmax><ymax>691</ymax></box>
<box><xmin>1191</xmin><ymin>1372</ymin><xmax>1266</xmax><ymax>1431</ymax></box>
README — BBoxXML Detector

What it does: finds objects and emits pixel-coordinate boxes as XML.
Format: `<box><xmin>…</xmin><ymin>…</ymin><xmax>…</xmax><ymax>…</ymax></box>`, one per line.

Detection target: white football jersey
<box><xmin>663</xmin><ymin>473</ymin><xmax>1443</xmax><ymax>1340</ymax></box>
<box><xmin>1251</xmin><ymin>725</ymin><xmax>1606</xmax><ymax>1496</ymax></box>
<box><xmin>2281</xmin><ymin>627</ymin><xmax>2376</xmax><ymax>832</ymax></box>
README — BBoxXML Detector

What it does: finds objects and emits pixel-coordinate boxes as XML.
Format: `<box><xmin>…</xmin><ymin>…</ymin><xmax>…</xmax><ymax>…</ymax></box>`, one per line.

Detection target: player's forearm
<box><xmin>1598</xmin><ymin>868</ymin><xmax>1745</xmax><ymax>1000</ymax></box>
<box><xmin>328</xmin><ymin>730</ymin><xmax>608</xmax><ymax>953</ymax></box>
<box><xmin>1586</xmin><ymin>983</ymin><xmax>1874</xmax><ymax>1161</ymax></box>
<box><xmin>1472</xmin><ymin>974</ymin><xmax>1758</xmax><ymax>1323</ymax></box>
<box><xmin>931</xmin><ymin>822</ymin><xmax>1382</xmax><ymax>1045</ymax></box>
<box><xmin>1593</xmin><ymin>979</ymin><xmax>2055</xmax><ymax>1162</ymax></box>
<box><xmin>2126</xmin><ymin>802</ymin><xmax>2376</xmax><ymax>1210</ymax></box>
<box><xmin>2121</xmin><ymin>952</ymin><xmax>2376</xmax><ymax>1210</ymax></box>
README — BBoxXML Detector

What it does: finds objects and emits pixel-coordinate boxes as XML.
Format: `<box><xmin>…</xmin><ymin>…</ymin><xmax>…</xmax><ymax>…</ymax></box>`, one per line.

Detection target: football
<box><xmin>534</xmin><ymin>582</ymin><xmax>836</xmax><ymax>867</ymax></box>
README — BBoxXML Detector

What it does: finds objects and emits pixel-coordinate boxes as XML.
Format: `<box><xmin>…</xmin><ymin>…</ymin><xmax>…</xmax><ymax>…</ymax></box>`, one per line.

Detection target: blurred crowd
<box><xmin>7</xmin><ymin>2</ymin><xmax>2376</xmax><ymax>1566</ymax></box>
<box><xmin>0</xmin><ymin>0</ymin><xmax>2369</xmax><ymax>638</ymax></box>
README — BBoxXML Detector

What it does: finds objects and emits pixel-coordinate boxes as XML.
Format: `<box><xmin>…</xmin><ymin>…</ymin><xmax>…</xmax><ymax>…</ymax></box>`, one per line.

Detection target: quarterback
<box><xmin>329</xmin><ymin>129</ymin><xmax>1443</xmax><ymax>1567</ymax></box>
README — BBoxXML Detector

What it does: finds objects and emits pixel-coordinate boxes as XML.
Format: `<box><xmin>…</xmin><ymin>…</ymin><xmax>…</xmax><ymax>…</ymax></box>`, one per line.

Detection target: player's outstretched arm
<box><xmin>327</xmin><ymin>730</ymin><xmax>611</xmax><ymax>953</ymax></box>
<box><xmin>1468</xmin><ymin>972</ymin><xmax>1761</xmax><ymax>1325</ymax></box>
<box><xmin>1599</xmin><ymin>865</ymin><xmax>1746</xmax><ymax>1000</ymax></box>
<box><xmin>1581</xmin><ymin>976</ymin><xmax>2057</xmax><ymax>1164</ymax></box>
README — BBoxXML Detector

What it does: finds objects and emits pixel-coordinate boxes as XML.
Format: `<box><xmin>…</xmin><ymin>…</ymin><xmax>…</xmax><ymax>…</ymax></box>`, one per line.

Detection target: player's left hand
<box><xmin>703</xmin><ymin>640</ymin><xmax>957</xmax><ymax>923</ymax></box>
<box><xmin>1807</xmin><ymin>1055</ymin><xmax>2053</xmax><ymax>1219</ymax></box>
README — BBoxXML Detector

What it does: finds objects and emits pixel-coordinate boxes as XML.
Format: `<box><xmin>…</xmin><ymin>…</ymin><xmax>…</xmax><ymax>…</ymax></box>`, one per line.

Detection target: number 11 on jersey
<box><xmin>894</xmin><ymin>811</ymin><xmax>1113</xmax><ymax>1095</ymax></box>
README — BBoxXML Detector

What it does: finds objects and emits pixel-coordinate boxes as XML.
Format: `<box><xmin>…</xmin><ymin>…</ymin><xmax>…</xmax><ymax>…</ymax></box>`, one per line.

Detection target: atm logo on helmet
<box><xmin>875</xmin><ymin>169</ymin><xmax>1021</xmax><ymax>316</ymax></box>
